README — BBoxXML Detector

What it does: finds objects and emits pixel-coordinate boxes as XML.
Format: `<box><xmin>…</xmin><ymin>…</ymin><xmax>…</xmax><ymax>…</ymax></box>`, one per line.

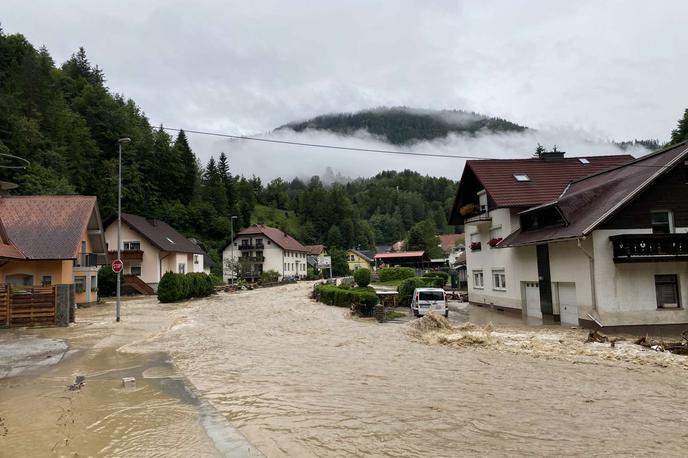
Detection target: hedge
<box><xmin>378</xmin><ymin>267</ymin><xmax>416</xmax><ymax>282</ymax></box>
<box><xmin>314</xmin><ymin>284</ymin><xmax>378</xmax><ymax>314</ymax></box>
<box><xmin>158</xmin><ymin>272</ymin><xmax>214</xmax><ymax>303</ymax></box>
<box><xmin>421</xmin><ymin>276</ymin><xmax>447</xmax><ymax>288</ymax></box>
<box><xmin>260</xmin><ymin>270</ymin><xmax>280</xmax><ymax>284</ymax></box>
<box><xmin>397</xmin><ymin>277</ymin><xmax>434</xmax><ymax>307</ymax></box>
<box><xmin>353</xmin><ymin>268</ymin><xmax>371</xmax><ymax>288</ymax></box>
<box><xmin>424</xmin><ymin>271</ymin><xmax>449</xmax><ymax>282</ymax></box>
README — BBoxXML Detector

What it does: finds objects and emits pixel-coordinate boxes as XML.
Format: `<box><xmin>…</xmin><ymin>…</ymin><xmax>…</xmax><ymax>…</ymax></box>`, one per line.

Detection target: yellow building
<box><xmin>0</xmin><ymin>196</ymin><xmax>106</xmax><ymax>304</ymax></box>
<box><xmin>347</xmin><ymin>249</ymin><xmax>375</xmax><ymax>272</ymax></box>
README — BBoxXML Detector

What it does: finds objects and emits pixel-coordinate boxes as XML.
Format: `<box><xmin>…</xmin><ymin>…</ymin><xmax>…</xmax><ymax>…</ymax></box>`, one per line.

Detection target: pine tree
<box><xmin>670</xmin><ymin>109</ymin><xmax>688</xmax><ymax>145</ymax></box>
<box><xmin>217</xmin><ymin>152</ymin><xmax>234</xmax><ymax>209</ymax></box>
<box><xmin>174</xmin><ymin>130</ymin><xmax>197</xmax><ymax>204</ymax></box>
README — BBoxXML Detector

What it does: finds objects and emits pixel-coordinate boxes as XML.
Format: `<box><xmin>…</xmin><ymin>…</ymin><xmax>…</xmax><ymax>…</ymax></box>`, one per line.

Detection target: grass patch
<box><xmin>251</xmin><ymin>204</ymin><xmax>301</xmax><ymax>238</ymax></box>
<box><xmin>371</xmin><ymin>279</ymin><xmax>406</xmax><ymax>288</ymax></box>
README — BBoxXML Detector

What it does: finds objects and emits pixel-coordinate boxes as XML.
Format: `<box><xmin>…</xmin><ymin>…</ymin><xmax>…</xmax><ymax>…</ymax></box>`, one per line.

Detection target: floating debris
<box><xmin>67</xmin><ymin>375</ymin><xmax>85</xmax><ymax>391</ymax></box>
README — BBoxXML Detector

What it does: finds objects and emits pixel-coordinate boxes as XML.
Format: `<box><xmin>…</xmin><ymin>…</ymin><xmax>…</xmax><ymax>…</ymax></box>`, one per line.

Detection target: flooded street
<box><xmin>3</xmin><ymin>282</ymin><xmax>688</xmax><ymax>456</ymax></box>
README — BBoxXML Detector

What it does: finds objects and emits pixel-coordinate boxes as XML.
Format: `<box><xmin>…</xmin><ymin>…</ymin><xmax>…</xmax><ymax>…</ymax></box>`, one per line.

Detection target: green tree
<box><xmin>670</xmin><ymin>109</ymin><xmax>688</xmax><ymax>145</ymax></box>
<box><xmin>174</xmin><ymin>129</ymin><xmax>197</xmax><ymax>204</ymax></box>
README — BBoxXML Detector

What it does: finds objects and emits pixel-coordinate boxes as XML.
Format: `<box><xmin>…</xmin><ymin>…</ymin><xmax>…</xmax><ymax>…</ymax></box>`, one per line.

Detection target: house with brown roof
<box><xmin>0</xmin><ymin>196</ymin><xmax>106</xmax><ymax>304</ymax></box>
<box><xmin>452</xmin><ymin>143</ymin><xmax>688</xmax><ymax>330</ymax></box>
<box><xmin>450</xmin><ymin>149</ymin><xmax>635</xmax><ymax>327</ymax></box>
<box><xmin>347</xmin><ymin>249</ymin><xmax>375</xmax><ymax>271</ymax></box>
<box><xmin>223</xmin><ymin>224</ymin><xmax>308</xmax><ymax>281</ymax></box>
<box><xmin>103</xmin><ymin>213</ymin><xmax>205</xmax><ymax>294</ymax></box>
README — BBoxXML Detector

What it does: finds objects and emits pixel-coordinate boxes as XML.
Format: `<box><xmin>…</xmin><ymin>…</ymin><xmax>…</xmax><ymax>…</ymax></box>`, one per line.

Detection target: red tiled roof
<box><xmin>438</xmin><ymin>234</ymin><xmax>464</xmax><ymax>252</ymax></box>
<box><xmin>374</xmin><ymin>251</ymin><xmax>426</xmax><ymax>259</ymax></box>
<box><xmin>0</xmin><ymin>196</ymin><xmax>97</xmax><ymax>259</ymax></box>
<box><xmin>465</xmin><ymin>155</ymin><xmax>634</xmax><ymax>208</ymax></box>
<box><xmin>237</xmin><ymin>224</ymin><xmax>307</xmax><ymax>252</ymax></box>
<box><xmin>304</xmin><ymin>244</ymin><xmax>326</xmax><ymax>255</ymax></box>
<box><xmin>501</xmin><ymin>142</ymin><xmax>688</xmax><ymax>246</ymax></box>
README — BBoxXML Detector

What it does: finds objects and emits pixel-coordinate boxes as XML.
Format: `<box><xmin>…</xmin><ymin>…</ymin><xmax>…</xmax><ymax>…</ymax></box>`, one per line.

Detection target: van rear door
<box><xmin>418</xmin><ymin>290</ymin><xmax>445</xmax><ymax>313</ymax></box>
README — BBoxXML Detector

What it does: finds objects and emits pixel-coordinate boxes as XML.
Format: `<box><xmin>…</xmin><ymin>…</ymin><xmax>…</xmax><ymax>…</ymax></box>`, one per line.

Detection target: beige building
<box><xmin>347</xmin><ymin>249</ymin><xmax>374</xmax><ymax>271</ymax></box>
<box><xmin>0</xmin><ymin>195</ymin><xmax>106</xmax><ymax>305</ymax></box>
<box><xmin>104</xmin><ymin>213</ymin><xmax>205</xmax><ymax>294</ymax></box>
<box><xmin>223</xmin><ymin>224</ymin><xmax>308</xmax><ymax>282</ymax></box>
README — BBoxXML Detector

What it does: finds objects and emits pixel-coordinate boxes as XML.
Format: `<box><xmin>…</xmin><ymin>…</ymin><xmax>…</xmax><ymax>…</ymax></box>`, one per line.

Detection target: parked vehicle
<box><xmin>411</xmin><ymin>288</ymin><xmax>448</xmax><ymax>318</ymax></box>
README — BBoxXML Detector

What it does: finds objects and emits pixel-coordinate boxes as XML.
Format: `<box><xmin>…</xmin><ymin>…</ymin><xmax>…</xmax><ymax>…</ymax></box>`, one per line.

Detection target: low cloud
<box><xmin>189</xmin><ymin>127</ymin><xmax>652</xmax><ymax>182</ymax></box>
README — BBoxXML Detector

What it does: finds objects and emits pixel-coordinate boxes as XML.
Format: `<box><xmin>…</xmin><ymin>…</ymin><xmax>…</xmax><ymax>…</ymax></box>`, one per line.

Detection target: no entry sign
<box><xmin>112</xmin><ymin>259</ymin><xmax>124</xmax><ymax>273</ymax></box>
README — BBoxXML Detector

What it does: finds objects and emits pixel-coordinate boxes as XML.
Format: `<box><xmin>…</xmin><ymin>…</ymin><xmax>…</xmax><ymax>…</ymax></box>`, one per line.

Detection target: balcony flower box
<box><xmin>487</xmin><ymin>237</ymin><xmax>503</xmax><ymax>248</ymax></box>
<box><xmin>470</xmin><ymin>241</ymin><xmax>482</xmax><ymax>251</ymax></box>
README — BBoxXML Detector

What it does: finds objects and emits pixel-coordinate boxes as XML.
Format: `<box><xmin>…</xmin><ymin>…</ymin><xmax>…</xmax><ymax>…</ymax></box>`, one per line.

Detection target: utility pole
<box><xmin>116</xmin><ymin>137</ymin><xmax>131</xmax><ymax>322</ymax></box>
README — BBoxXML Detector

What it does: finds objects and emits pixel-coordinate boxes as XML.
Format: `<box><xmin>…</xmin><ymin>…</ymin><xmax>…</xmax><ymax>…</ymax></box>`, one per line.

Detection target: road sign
<box><xmin>317</xmin><ymin>256</ymin><xmax>331</xmax><ymax>268</ymax></box>
<box><xmin>112</xmin><ymin>259</ymin><xmax>124</xmax><ymax>273</ymax></box>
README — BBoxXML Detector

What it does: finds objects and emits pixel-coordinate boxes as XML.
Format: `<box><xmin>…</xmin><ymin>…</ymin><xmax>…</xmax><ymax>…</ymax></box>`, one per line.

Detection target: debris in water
<box><xmin>122</xmin><ymin>376</ymin><xmax>136</xmax><ymax>389</ymax></box>
<box><xmin>67</xmin><ymin>375</ymin><xmax>85</xmax><ymax>391</ymax></box>
<box><xmin>408</xmin><ymin>313</ymin><xmax>452</xmax><ymax>333</ymax></box>
<box><xmin>585</xmin><ymin>330</ymin><xmax>608</xmax><ymax>344</ymax></box>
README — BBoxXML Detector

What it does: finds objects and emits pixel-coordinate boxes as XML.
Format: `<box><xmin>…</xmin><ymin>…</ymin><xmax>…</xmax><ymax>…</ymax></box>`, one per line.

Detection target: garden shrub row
<box><xmin>424</xmin><ymin>271</ymin><xmax>449</xmax><ymax>282</ymax></box>
<box><xmin>314</xmin><ymin>284</ymin><xmax>379</xmax><ymax>316</ymax></box>
<box><xmin>260</xmin><ymin>270</ymin><xmax>280</xmax><ymax>284</ymax></box>
<box><xmin>378</xmin><ymin>267</ymin><xmax>416</xmax><ymax>282</ymax></box>
<box><xmin>158</xmin><ymin>272</ymin><xmax>214</xmax><ymax>303</ymax></box>
<box><xmin>421</xmin><ymin>276</ymin><xmax>447</xmax><ymax>288</ymax></box>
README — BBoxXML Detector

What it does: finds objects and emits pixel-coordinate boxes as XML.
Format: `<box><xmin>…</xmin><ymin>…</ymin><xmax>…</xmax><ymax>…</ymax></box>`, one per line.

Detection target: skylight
<box><xmin>513</xmin><ymin>174</ymin><xmax>530</xmax><ymax>182</ymax></box>
<box><xmin>166</xmin><ymin>237</ymin><xmax>175</xmax><ymax>244</ymax></box>
<box><xmin>579</xmin><ymin>158</ymin><xmax>590</xmax><ymax>164</ymax></box>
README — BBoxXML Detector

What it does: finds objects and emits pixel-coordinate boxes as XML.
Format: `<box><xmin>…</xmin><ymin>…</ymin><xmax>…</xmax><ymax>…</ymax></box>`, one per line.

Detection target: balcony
<box><xmin>238</xmin><ymin>243</ymin><xmax>265</xmax><ymax>251</ymax></box>
<box><xmin>610</xmin><ymin>233</ymin><xmax>688</xmax><ymax>263</ymax></box>
<box><xmin>242</xmin><ymin>256</ymin><xmax>265</xmax><ymax>263</ymax></box>
<box><xmin>107</xmin><ymin>249</ymin><xmax>144</xmax><ymax>261</ymax></box>
<box><xmin>74</xmin><ymin>252</ymin><xmax>99</xmax><ymax>267</ymax></box>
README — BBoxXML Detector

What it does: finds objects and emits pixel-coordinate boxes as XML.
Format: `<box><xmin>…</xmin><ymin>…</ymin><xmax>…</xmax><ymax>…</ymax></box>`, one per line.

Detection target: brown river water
<box><xmin>2</xmin><ymin>282</ymin><xmax>688</xmax><ymax>457</ymax></box>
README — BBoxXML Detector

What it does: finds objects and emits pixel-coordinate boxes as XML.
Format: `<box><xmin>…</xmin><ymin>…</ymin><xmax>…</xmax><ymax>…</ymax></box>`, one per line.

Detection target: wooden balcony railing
<box><xmin>609</xmin><ymin>233</ymin><xmax>688</xmax><ymax>263</ymax></box>
<box><xmin>107</xmin><ymin>250</ymin><xmax>144</xmax><ymax>261</ymax></box>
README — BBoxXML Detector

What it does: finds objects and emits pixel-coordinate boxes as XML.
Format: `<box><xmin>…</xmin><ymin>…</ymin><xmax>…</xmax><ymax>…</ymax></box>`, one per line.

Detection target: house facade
<box><xmin>223</xmin><ymin>224</ymin><xmax>308</xmax><ymax>282</ymax></box>
<box><xmin>104</xmin><ymin>213</ymin><xmax>205</xmax><ymax>294</ymax></box>
<box><xmin>347</xmin><ymin>249</ymin><xmax>374</xmax><ymax>271</ymax></box>
<box><xmin>452</xmin><ymin>144</ymin><xmax>688</xmax><ymax>330</ymax></box>
<box><xmin>0</xmin><ymin>196</ymin><xmax>107</xmax><ymax>304</ymax></box>
<box><xmin>450</xmin><ymin>151</ymin><xmax>634</xmax><ymax>326</ymax></box>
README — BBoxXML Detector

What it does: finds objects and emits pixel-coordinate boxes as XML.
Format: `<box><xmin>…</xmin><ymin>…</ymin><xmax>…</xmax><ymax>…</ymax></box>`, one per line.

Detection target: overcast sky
<box><xmin>3</xmin><ymin>1</ymin><xmax>687</xmax><ymax>180</ymax></box>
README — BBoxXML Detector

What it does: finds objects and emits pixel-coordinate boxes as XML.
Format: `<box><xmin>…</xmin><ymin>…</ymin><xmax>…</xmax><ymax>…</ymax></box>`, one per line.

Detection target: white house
<box><xmin>449</xmin><ymin>149</ymin><xmax>638</xmax><ymax>328</ymax></box>
<box><xmin>104</xmin><ymin>213</ymin><xmax>205</xmax><ymax>294</ymax></box>
<box><xmin>223</xmin><ymin>224</ymin><xmax>308</xmax><ymax>282</ymax></box>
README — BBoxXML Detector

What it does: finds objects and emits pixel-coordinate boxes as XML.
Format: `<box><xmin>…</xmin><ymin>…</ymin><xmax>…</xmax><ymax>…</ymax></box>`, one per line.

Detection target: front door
<box><xmin>536</xmin><ymin>244</ymin><xmax>554</xmax><ymax>317</ymax></box>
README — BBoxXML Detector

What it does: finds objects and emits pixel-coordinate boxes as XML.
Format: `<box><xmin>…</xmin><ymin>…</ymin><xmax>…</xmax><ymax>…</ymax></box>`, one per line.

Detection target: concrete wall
<box><xmin>592</xmin><ymin>228</ymin><xmax>688</xmax><ymax>325</ymax></box>
<box><xmin>548</xmin><ymin>238</ymin><xmax>595</xmax><ymax>319</ymax></box>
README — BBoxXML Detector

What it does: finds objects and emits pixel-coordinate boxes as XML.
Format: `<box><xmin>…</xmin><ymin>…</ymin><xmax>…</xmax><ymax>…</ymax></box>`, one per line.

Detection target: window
<box><xmin>472</xmin><ymin>270</ymin><xmax>484</xmax><ymax>289</ymax></box>
<box><xmin>656</xmin><ymin>275</ymin><xmax>680</xmax><ymax>308</ymax></box>
<box><xmin>41</xmin><ymin>275</ymin><xmax>52</xmax><ymax>286</ymax></box>
<box><xmin>74</xmin><ymin>276</ymin><xmax>86</xmax><ymax>293</ymax></box>
<box><xmin>178</xmin><ymin>263</ymin><xmax>186</xmax><ymax>274</ymax></box>
<box><xmin>130</xmin><ymin>264</ymin><xmax>142</xmax><ymax>276</ymax></box>
<box><xmin>513</xmin><ymin>174</ymin><xmax>531</xmax><ymax>182</ymax></box>
<box><xmin>193</xmin><ymin>254</ymin><xmax>199</xmax><ymax>264</ymax></box>
<box><xmin>492</xmin><ymin>269</ymin><xmax>506</xmax><ymax>290</ymax></box>
<box><xmin>91</xmin><ymin>275</ymin><xmax>98</xmax><ymax>291</ymax></box>
<box><xmin>578</xmin><ymin>158</ymin><xmax>590</xmax><ymax>164</ymax></box>
<box><xmin>349</xmin><ymin>254</ymin><xmax>355</xmax><ymax>261</ymax></box>
<box><xmin>651</xmin><ymin>210</ymin><xmax>673</xmax><ymax>234</ymax></box>
<box><xmin>256</xmin><ymin>238</ymin><xmax>264</xmax><ymax>247</ymax></box>
<box><xmin>123</xmin><ymin>241</ymin><xmax>141</xmax><ymax>251</ymax></box>
<box><xmin>419</xmin><ymin>291</ymin><xmax>445</xmax><ymax>301</ymax></box>
<box><xmin>477</xmin><ymin>190</ymin><xmax>487</xmax><ymax>213</ymax></box>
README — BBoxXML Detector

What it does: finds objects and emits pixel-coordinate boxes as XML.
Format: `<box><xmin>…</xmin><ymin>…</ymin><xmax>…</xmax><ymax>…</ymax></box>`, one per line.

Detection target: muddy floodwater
<box><xmin>3</xmin><ymin>282</ymin><xmax>688</xmax><ymax>456</ymax></box>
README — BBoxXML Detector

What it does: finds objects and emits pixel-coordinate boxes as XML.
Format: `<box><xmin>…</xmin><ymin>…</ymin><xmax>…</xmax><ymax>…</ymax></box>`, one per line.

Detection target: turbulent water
<box><xmin>3</xmin><ymin>283</ymin><xmax>688</xmax><ymax>456</ymax></box>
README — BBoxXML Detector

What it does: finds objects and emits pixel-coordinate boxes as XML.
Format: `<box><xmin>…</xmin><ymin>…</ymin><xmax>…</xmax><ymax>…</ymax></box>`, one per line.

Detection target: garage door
<box><xmin>558</xmin><ymin>283</ymin><xmax>578</xmax><ymax>326</ymax></box>
<box><xmin>524</xmin><ymin>282</ymin><xmax>542</xmax><ymax>319</ymax></box>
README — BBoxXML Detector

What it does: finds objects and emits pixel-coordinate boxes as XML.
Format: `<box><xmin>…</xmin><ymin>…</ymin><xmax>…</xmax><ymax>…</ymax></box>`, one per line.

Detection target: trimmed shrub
<box><xmin>260</xmin><ymin>270</ymin><xmax>280</xmax><ymax>285</ymax></box>
<box><xmin>353</xmin><ymin>268</ymin><xmax>371</xmax><ymax>288</ymax></box>
<box><xmin>378</xmin><ymin>267</ymin><xmax>415</xmax><ymax>282</ymax></box>
<box><xmin>158</xmin><ymin>272</ymin><xmax>214</xmax><ymax>303</ymax></box>
<box><xmin>397</xmin><ymin>277</ymin><xmax>433</xmax><ymax>307</ymax></box>
<box><xmin>209</xmin><ymin>273</ymin><xmax>225</xmax><ymax>286</ymax></box>
<box><xmin>314</xmin><ymin>284</ymin><xmax>379</xmax><ymax>313</ymax></box>
<box><xmin>424</xmin><ymin>271</ymin><xmax>449</xmax><ymax>282</ymax></box>
<box><xmin>421</xmin><ymin>276</ymin><xmax>447</xmax><ymax>288</ymax></box>
<box><xmin>158</xmin><ymin>272</ymin><xmax>184</xmax><ymax>303</ymax></box>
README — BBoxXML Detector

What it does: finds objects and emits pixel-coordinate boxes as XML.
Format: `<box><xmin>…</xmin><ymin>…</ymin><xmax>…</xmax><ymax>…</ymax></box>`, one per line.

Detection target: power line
<box><xmin>158</xmin><ymin>126</ymin><xmax>487</xmax><ymax>160</ymax></box>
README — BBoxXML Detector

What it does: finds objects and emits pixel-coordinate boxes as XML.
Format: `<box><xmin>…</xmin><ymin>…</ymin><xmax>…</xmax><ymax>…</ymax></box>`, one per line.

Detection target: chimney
<box><xmin>540</xmin><ymin>145</ymin><xmax>565</xmax><ymax>160</ymax></box>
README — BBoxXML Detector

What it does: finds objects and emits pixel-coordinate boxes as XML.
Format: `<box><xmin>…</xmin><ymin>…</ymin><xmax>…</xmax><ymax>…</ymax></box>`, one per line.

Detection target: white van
<box><xmin>411</xmin><ymin>288</ymin><xmax>448</xmax><ymax>318</ymax></box>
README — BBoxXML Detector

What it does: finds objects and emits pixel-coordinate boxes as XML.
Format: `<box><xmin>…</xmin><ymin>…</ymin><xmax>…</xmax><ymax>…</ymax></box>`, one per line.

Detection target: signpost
<box><xmin>112</xmin><ymin>259</ymin><xmax>123</xmax><ymax>273</ymax></box>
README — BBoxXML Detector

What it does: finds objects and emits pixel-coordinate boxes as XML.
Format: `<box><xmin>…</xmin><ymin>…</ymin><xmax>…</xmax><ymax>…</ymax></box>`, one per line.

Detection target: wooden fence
<box><xmin>0</xmin><ymin>285</ymin><xmax>57</xmax><ymax>328</ymax></box>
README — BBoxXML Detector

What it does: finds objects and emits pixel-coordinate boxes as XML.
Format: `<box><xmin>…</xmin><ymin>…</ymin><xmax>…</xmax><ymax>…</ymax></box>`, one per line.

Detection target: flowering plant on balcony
<box><xmin>487</xmin><ymin>237</ymin><xmax>503</xmax><ymax>248</ymax></box>
<box><xmin>470</xmin><ymin>241</ymin><xmax>481</xmax><ymax>251</ymax></box>
<box><xmin>459</xmin><ymin>203</ymin><xmax>476</xmax><ymax>216</ymax></box>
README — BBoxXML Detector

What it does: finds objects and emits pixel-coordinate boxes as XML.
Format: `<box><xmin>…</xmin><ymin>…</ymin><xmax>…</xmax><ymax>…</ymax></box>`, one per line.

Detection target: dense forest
<box><xmin>0</xmin><ymin>30</ymin><xmax>458</xmax><ymax>267</ymax></box>
<box><xmin>281</xmin><ymin>107</ymin><xmax>528</xmax><ymax>145</ymax></box>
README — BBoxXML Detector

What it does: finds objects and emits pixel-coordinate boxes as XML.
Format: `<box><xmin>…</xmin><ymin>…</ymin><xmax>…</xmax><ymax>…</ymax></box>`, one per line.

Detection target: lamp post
<box><xmin>230</xmin><ymin>215</ymin><xmax>238</xmax><ymax>284</ymax></box>
<box><xmin>116</xmin><ymin>137</ymin><xmax>131</xmax><ymax>322</ymax></box>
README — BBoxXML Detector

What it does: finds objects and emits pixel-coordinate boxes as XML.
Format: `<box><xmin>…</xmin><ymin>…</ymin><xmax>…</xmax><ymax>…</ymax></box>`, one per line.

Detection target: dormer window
<box><xmin>513</xmin><ymin>174</ymin><xmax>530</xmax><ymax>182</ymax></box>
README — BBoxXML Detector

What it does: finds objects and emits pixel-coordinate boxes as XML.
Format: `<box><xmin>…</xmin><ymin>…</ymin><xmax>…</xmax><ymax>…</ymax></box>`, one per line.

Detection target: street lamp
<box><xmin>116</xmin><ymin>137</ymin><xmax>131</xmax><ymax>322</ymax></box>
<box><xmin>230</xmin><ymin>215</ymin><xmax>238</xmax><ymax>284</ymax></box>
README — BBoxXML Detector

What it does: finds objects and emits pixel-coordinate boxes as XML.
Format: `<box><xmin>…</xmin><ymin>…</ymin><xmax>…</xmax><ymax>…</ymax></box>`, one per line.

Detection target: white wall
<box><xmin>223</xmin><ymin>234</ymin><xmax>308</xmax><ymax>281</ymax></box>
<box><xmin>592</xmin><ymin>228</ymin><xmax>688</xmax><ymax>325</ymax></box>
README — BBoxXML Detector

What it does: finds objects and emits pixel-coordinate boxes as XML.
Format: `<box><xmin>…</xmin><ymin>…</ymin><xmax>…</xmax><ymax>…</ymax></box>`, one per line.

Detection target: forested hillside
<box><xmin>281</xmin><ymin>107</ymin><xmax>528</xmax><ymax>144</ymax></box>
<box><xmin>0</xmin><ymin>31</ymin><xmax>458</xmax><ymax>266</ymax></box>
